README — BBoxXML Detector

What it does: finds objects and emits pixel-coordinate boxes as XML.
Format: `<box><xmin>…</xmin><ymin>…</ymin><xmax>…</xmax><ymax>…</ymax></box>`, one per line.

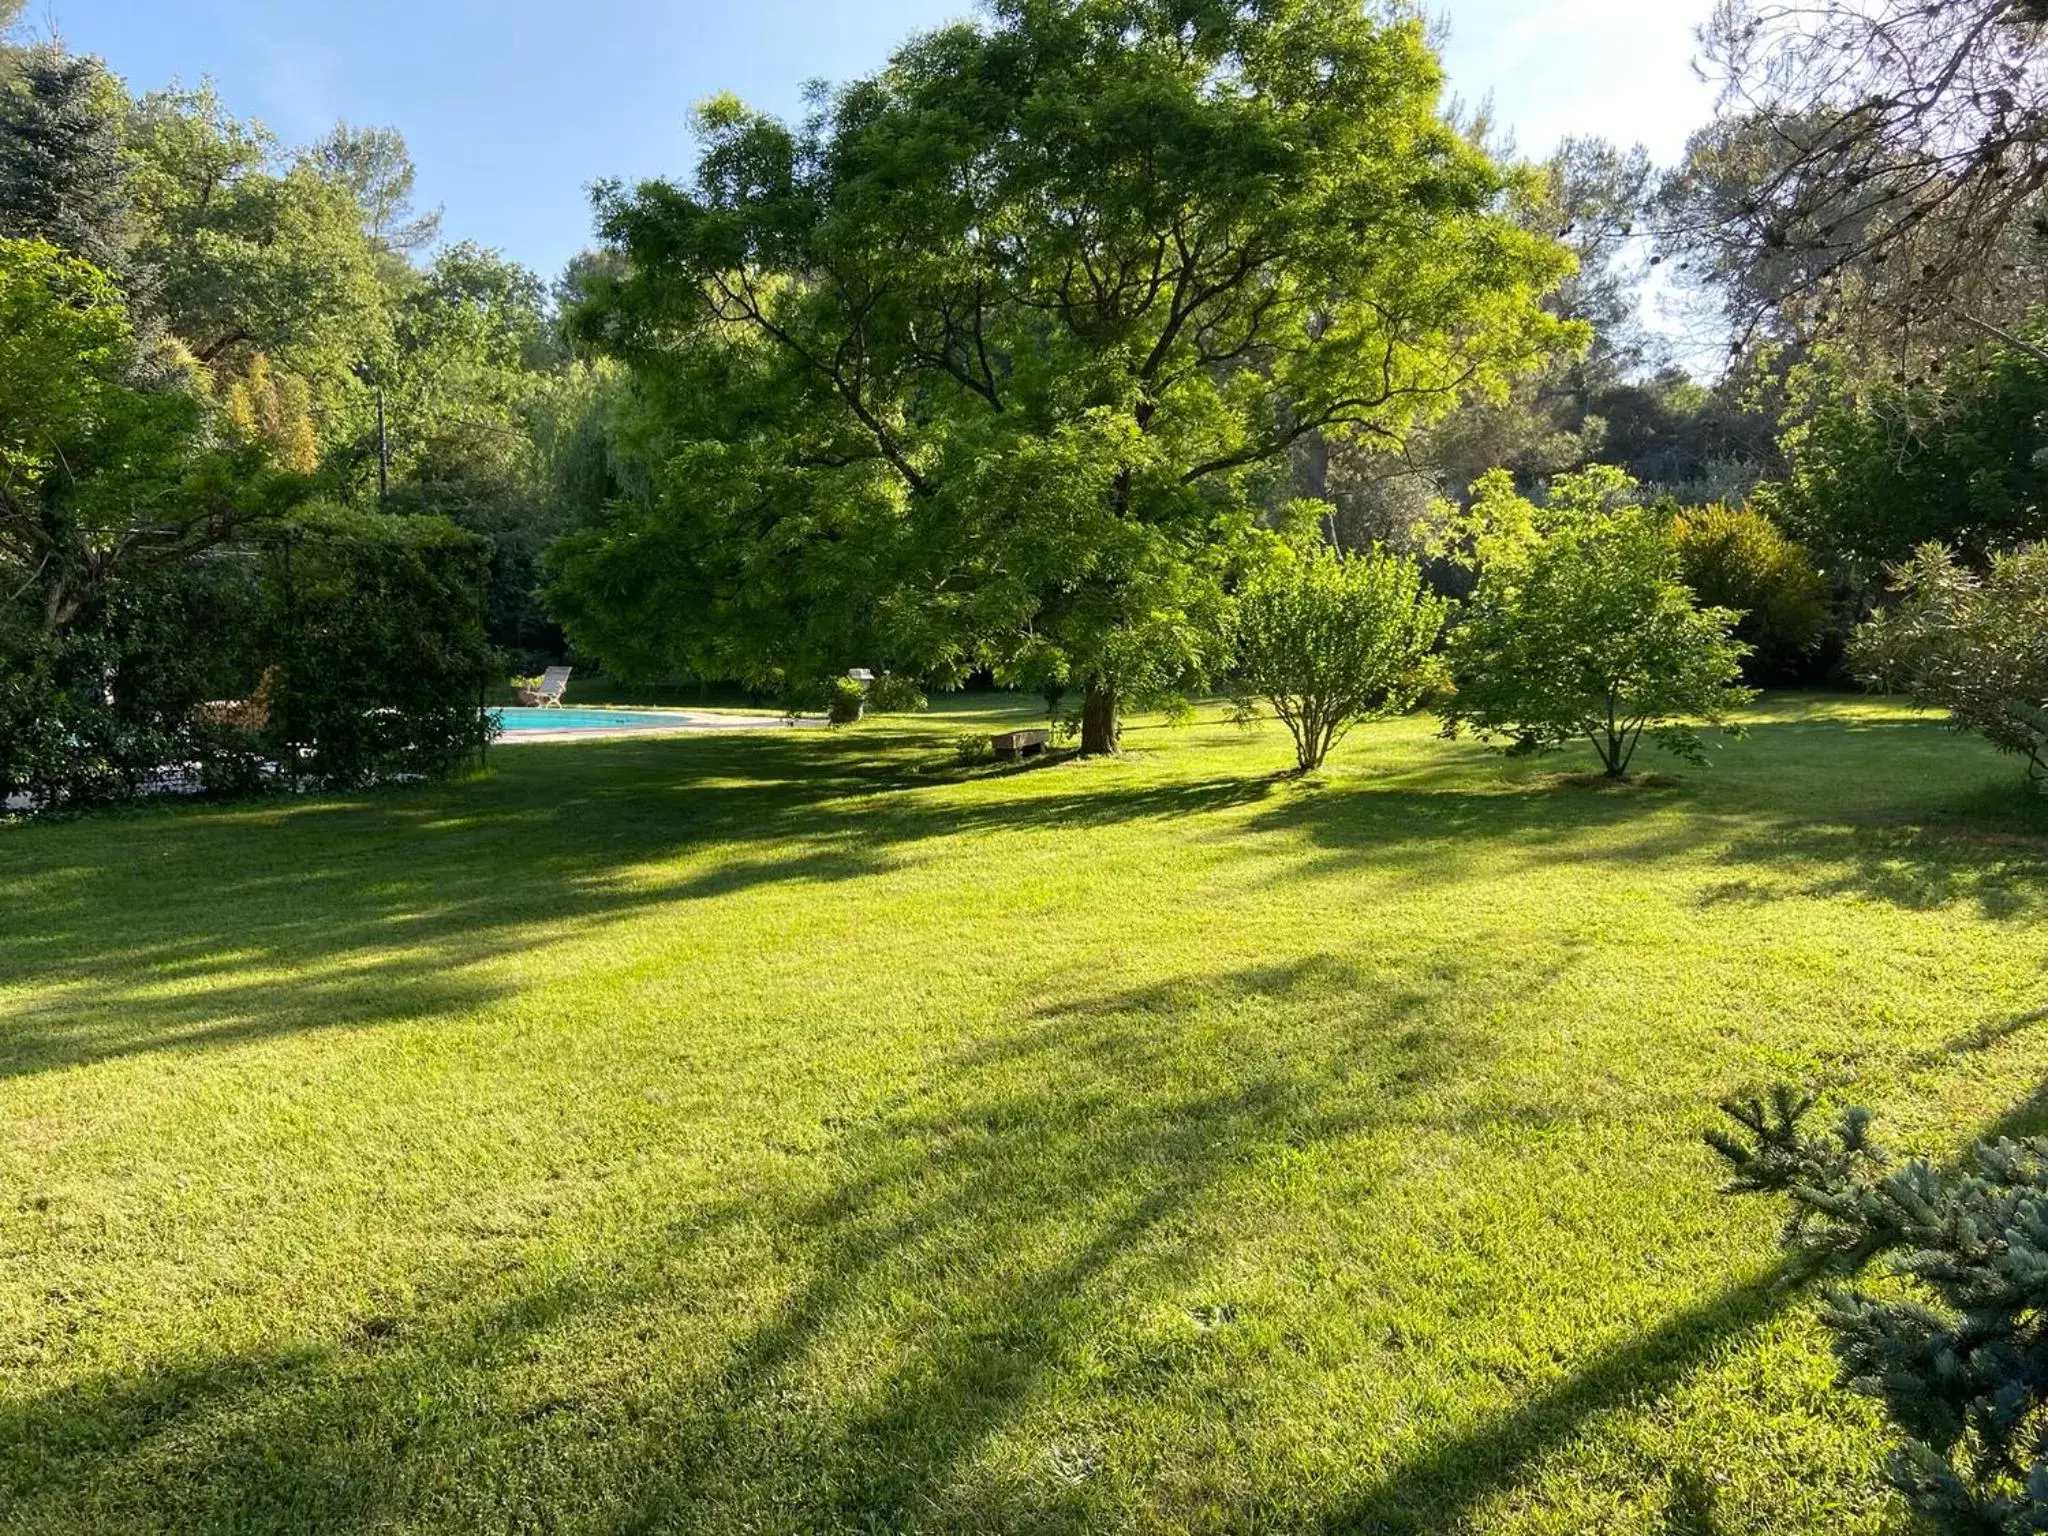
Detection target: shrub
<box><xmin>867</xmin><ymin>673</ymin><xmax>928</xmax><ymax>714</ymax></box>
<box><xmin>1670</xmin><ymin>503</ymin><xmax>1834</xmax><ymax>678</ymax></box>
<box><xmin>0</xmin><ymin>239</ymin><xmax>311</xmax><ymax>810</ymax></box>
<box><xmin>1850</xmin><ymin>541</ymin><xmax>2048</xmax><ymax>789</ymax></box>
<box><xmin>1441</xmin><ymin>467</ymin><xmax>1755</xmax><ymax>778</ymax></box>
<box><xmin>826</xmin><ymin>677</ymin><xmax>867</xmax><ymax>726</ymax></box>
<box><xmin>1709</xmin><ymin>1089</ymin><xmax>2048</xmax><ymax>1535</ymax></box>
<box><xmin>192</xmin><ymin>722</ymin><xmax>270</xmax><ymax>799</ymax></box>
<box><xmin>1772</xmin><ymin>343</ymin><xmax>2048</xmax><ymax>571</ymax></box>
<box><xmin>0</xmin><ymin>559</ymin><xmax>268</xmax><ymax>810</ymax></box>
<box><xmin>952</xmin><ymin>731</ymin><xmax>994</xmax><ymax>766</ymax></box>
<box><xmin>268</xmin><ymin>505</ymin><xmax>499</xmax><ymax>789</ymax></box>
<box><xmin>1231</xmin><ymin>546</ymin><xmax>1448</xmax><ymax>773</ymax></box>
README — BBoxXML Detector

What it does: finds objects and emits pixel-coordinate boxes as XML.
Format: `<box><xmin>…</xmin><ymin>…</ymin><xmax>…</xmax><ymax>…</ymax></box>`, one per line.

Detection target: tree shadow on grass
<box><xmin>3</xmin><ymin>721</ymin><xmax>1619</xmax><ymax>1090</ymax></box>
<box><xmin>1316</xmin><ymin>1261</ymin><xmax>1798</xmax><ymax>1535</ymax></box>
<box><xmin>1313</xmin><ymin>1015</ymin><xmax>2048</xmax><ymax>1536</ymax></box>
<box><xmin>0</xmin><ymin>957</ymin><xmax>1484</xmax><ymax>1533</ymax></box>
<box><xmin>1249</xmin><ymin>724</ymin><xmax>2048</xmax><ymax>921</ymax></box>
<box><xmin>0</xmin><ymin>732</ymin><xmax>1276</xmax><ymax>1081</ymax></box>
<box><xmin>5</xmin><ymin>709</ymin><xmax>2041</xmax><ymax>1083</ymax></box>
<box><xmin>1237</xmin><ymin>767</ymin><xmax>1723</xmax><ymax>895</ymax></box>
<box><xmin>615</xmin><ymin>954</ymin><xmax>1491</xmax><ymax>1533</ymax></box>
<box><xmin>1696</xmin><ymin>799</ymin><xmax>2048</xmax><ymax>922</ymax></box>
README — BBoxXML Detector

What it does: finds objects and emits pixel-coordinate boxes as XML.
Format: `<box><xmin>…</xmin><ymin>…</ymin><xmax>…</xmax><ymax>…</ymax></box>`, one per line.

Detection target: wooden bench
<box><xmin>990</xmin><ymin>728</ymin><xmax>1051</xmax><ymax>761</ymax></box>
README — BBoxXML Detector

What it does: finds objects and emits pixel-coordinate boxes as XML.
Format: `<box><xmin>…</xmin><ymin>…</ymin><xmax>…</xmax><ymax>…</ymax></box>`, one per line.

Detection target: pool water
<box><xmin>494</xmin><ymin>707</ymin><xmax>701</xmax><ymax>734</ymax></box>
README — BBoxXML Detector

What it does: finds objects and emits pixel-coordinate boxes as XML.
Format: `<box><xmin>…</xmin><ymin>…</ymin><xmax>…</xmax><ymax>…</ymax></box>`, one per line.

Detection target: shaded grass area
<box><xmin>1</xmin><ymin>695</ymin><xmax>2045</xmax><ymax>1532</ymax></box>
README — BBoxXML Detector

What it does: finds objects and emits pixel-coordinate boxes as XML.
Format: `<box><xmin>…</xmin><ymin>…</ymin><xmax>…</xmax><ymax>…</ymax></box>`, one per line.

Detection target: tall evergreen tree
<box><xmin>0</xmin><ymin>48</ymin><xmax>136</xmax><ymax>283</ymax></box>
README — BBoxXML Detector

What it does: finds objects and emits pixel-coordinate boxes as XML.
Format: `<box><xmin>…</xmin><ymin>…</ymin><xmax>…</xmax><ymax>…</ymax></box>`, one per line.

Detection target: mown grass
<box><xmin>1</xmin><ymin>695</ymin><xmax>2044</xmax><ymax>1534</ymax></box>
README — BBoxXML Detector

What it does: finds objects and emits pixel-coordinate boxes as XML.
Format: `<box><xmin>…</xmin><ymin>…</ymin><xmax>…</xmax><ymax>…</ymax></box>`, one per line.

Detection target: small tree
<box><xmin>1709</xmin><ymin>1089</ymin><xmax>2048</xmax><ymax>1536</ymax></box>
<box><xmin>1850</xmin><ymin>542</ymin><xmax>2048</xmax><ymax>790</ymax></box>
<box><xmin>1231</xmin><ymin>540</ymin><xmax>1448</xmax><ymax>774</ymax></box>
<box><xmin>1440</xmin><ymin>467</ymin><xmax>1754</xmax><ymax>778</ymax></box>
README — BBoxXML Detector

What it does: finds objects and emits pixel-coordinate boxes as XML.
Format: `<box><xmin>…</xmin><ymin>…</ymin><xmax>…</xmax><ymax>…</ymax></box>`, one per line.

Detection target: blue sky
<box><xmin>38</xmin><ymin>0</ymin><xmax>1716</xmax><ymax>283</ymax></box>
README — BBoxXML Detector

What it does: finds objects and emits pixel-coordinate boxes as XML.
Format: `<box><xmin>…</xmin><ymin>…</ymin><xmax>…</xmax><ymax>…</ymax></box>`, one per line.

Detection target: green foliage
<box><xmin>113</xmin><ymin>74</ymin><xmax>587</xmax><ymax>663</ymax></box>
<box><xmin>139</xmin><ymin>155</ymin><xmax>390</xmax><ymax>418</ymax></box>
<box><xmin>373</xmin><ymin>242</ymin><xmax>577</xmax><ymax>656</ymax></box>
<box><xmin>1710</xmin><ymin>1091</ymin><xmax>2048</xmax><ymax>1535</ymax></box>
<box><xmin>1771</xmin><ymin>344</ymin><xmax>2048</xmax><ymax>572</ymax></box>
<box><xmin>0</xmin><ymin>243</ymin><xmax>491</xmax><ymax>803</ymax></box>
<box><xmin>1440</xmin><ymin>467</ymin><xmax>1755</xmax><ymax>777</ymax></box>
<box><xmin>552</xmin><ymin>0</ymin><xmax>1576</xmax><ymax>751</ymax></box>
<box><xmin>0</xmin><ymin>266</ymin><xmax>490</xmax><ymax>804</ymax></box>
<box><xmin>302</xmin><ymin>122</ymin><xmax>441</xmax><ymax>254</ymax></box>
<box><xmin>0</xmin><ymin>47</ymin><xmax>136</xmax><ymax>282</ymax></box>
<box><xmin>1670</xmin><ymin>502</ymin><xmax>1833</xmax><ymax>678</ymax></box>
<box><xmin>867</xmin><ymin>673</ymin><xmax>929</xmax><ymax>715</ymax></box>
<box><xmin>1851</xmin><ymin>542</ymin><xmax>2048</xmax><ymax>787</ymax></box>
<box><xmin>0</xmin><ymin>544</ymin><xmax>273</xmax><ymax>810</ymax></box>
<box><xmin>121</xmin><ymin>86</ymin><xmax>418</xmax><ymax>460</ymax></box>
<box><xmin>0</xmin><ymin>238</ymin><xmax>300</xmax><ymax>640</ymax></box>
<box><xmin>1230</xmin><ymin>540</ymin><xmax>1448</xmax><ymax>773</ymax></box>
<box><xmin>269</xmin><ymin>505</ymin><xmax>498</xmax><ymax>788</ymax></box>
<box><xmin>825</xmin><ymin>676</ymin><xmax>868</xmax><ymax>727</ymax></box>
<box><xmin>0</xmin><ymin>37</ymin><xmax>585</xmax><ymax>811</ymax></box>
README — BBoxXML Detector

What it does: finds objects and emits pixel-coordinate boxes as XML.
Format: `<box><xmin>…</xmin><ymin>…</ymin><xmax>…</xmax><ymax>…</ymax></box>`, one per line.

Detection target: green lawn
<box><xmin>2</xmin><ymin>697</ymin><xmax>2045</xmax><ymax>1534</ymax></box>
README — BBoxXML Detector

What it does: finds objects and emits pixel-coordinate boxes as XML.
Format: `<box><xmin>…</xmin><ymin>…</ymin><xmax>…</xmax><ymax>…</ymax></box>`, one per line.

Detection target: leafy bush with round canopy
<box><xmin>1851</xmin><ymin>541</ymin><xmax>2048</xmax><ymax>789</ymax></box>
<box><xmin>1231</xmin><ymin>536</ymin><xmax>1448</xmax><ymax>774</ymax></box>
<box><xmin>1670</xmin><ymin>502</ymin><xmax>1833</xmax><ymax>678</ymax></box>
<box><xmin>1440</xmin><ymin>467</ymin><xmax>1755</xmax><ymax>779</ymax></box>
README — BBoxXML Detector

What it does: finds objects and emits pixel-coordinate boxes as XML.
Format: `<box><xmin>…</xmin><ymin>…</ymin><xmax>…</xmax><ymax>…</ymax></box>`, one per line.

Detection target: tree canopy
<box><xmin>1851</xmin><ymin>540</ymin><xmax>2048</xmax><ymax>784</ymax></box>
<box><xmin>0</xmin><ymin>238</ymin><xmax>294</xmax><ymax>636</ymax></box>
<box><xmin>1667</xmin><ymin>0</ymin><xmax>2048</xmax><ymax>365</ymax></box>
<box><xmin>551</xmin><ymin>0</ymin><xmax>1576</xmax><ymax>749</ymax></box>
<box><xmin>0</xmin><ymin>26</ymin><xmax>598</xmax><ymax>803</ymax></box>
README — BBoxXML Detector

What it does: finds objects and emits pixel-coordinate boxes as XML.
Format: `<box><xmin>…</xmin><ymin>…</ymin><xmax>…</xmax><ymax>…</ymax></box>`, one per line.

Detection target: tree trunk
<box><xmin>1080</xmin><ymin>683</ymin><xmax>1121</xmax><ymax>757</ymax></box>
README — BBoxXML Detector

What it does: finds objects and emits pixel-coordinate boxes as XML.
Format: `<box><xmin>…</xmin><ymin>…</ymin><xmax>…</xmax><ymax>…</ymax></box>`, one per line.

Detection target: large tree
<box><xmin>303</xmin><ymin>122</ymin><xmax>443</xmax><ymax>256</ymax></box>
<box><xmin>1320</xmin><ymin>134</ymin><xmax>1701</xmax><ymax>544</ymax></box>
<box><xmin>1765</xmin><ymin>336</ymin><xmax>2048</xmax><ymax>569</ymax></box>
<box><xmin>0</xmin><ymin>46</ymin><xmax>137</xmax><ymax>284</ymax></box>
<box><xmin>1665</xmin><ymin>0</ymin><xmax>2048</xmax><ymax>366</ymax></box>
<box><xmin>553</xmin><ymin>0</ymin><xmax>1574</xmax><ymax>751</ymax></box>
<box><xmin>0</xmin><ymin>238</ymin><xmax>296</xmax><ymax>638</ymax></box>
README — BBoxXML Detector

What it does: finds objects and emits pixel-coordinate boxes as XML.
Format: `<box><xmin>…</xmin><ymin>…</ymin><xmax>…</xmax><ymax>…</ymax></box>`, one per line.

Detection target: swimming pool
<box><xmin>495</xmin><ymin>707</ymin><xmax>718</xmax><ymax>735</ymax></box>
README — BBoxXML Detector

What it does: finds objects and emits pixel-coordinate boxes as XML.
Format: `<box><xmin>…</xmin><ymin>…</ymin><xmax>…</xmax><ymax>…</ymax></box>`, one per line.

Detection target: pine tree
<box><xmin>0</xmin><ymin>47</ymin><xmax>137</xmax><ymax>282</ymax></box>
<box><xmin>1710</xmin><ymin>1089</ymin><xmax>2048</xmax><ymax>1533</ymax></box>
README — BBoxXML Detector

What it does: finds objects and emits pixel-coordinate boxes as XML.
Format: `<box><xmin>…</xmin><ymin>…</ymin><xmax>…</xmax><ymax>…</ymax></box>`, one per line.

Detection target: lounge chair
<box><xmin>516</xmin><ymin>666</ymin><xmax>573</xmax><ymax>708</ymax></box>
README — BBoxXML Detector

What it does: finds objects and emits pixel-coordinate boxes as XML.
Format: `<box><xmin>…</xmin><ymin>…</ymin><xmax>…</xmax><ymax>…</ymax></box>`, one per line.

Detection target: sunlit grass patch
<box><xmin>0</xmin><ymin>694</ymin><xmax>2042</xmax><ymax>1533</ymax></box>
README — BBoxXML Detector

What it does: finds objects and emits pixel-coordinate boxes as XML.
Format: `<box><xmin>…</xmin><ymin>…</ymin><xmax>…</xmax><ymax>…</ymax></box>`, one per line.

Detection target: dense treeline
<box><xmin>0</xmin><ymin>20</ymin><xmax>613</xmax><ymax>807</ymax></box>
